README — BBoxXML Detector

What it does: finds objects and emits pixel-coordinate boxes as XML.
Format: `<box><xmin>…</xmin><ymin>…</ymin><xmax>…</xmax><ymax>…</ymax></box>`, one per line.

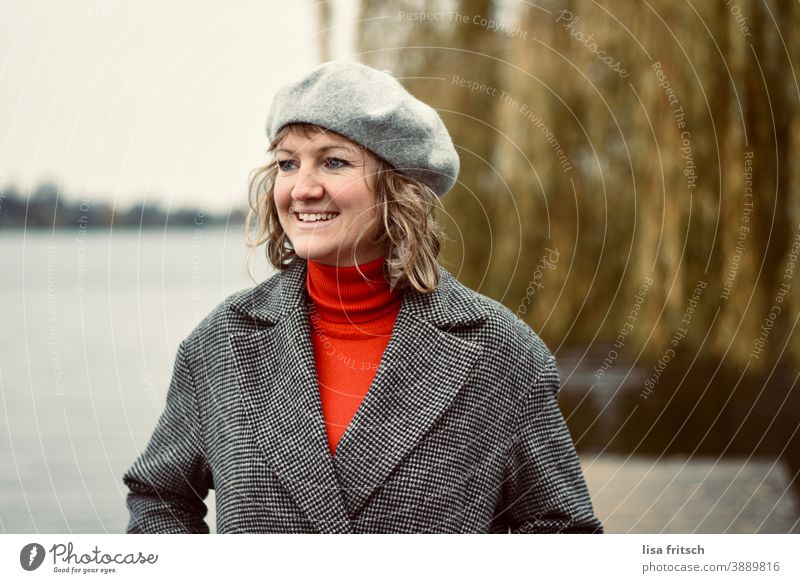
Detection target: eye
<box><xmin>325</xmin><ymin>157</ymin><xmax>350</xmax><ymax>170</ymax></box>
<box><xmin>277</xmin><ymin>159</ymin><xmax>296</xmax><ymax>172</ymax></box>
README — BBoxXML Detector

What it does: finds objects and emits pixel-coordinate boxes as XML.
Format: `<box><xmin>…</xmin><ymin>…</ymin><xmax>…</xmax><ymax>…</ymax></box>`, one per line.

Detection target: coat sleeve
<box><xmin>122</xmin><ymin>340</ymin><xmax>213</xmax><ymax>533</ymax></box>
<box><xmin>493</xmin><ymin>348</ymin><xmax>603</xmax><ymax>534</ymax></box>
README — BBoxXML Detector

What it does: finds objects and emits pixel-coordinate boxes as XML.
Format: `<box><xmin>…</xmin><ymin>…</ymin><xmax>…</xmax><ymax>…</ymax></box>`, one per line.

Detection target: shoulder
<box><xmin>435</xmin><ymin>269</ymin><xmax>561</xmax><ymax>406</ymax></box>
<box><xmin>437</xmin><ymin>267</ymin><xmax>556</xmax><ymax>373</ymax></box>
<box><xmin>178</xmin><ymin>270</ymin><xmax>286</xmax><ymax>355</ymax></box>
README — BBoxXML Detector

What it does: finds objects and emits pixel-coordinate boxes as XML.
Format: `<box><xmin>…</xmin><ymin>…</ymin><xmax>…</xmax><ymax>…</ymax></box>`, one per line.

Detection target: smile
<box><xmin>293</xmin><ymin>211</ymin><xmax>340</xmax><ymax>226</ymax></box>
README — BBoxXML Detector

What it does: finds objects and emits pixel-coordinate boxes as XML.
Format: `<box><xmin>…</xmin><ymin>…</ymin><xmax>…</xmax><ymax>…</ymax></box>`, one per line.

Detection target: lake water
<box><xmin>0</xmin><ymin>227</ymin><xmax>270</xmax><ymax>533</ymax></box>
<box><xmin>1</xmin><ymin>229</ymin><xmax>797</xmax><ymax>533</ymax></box>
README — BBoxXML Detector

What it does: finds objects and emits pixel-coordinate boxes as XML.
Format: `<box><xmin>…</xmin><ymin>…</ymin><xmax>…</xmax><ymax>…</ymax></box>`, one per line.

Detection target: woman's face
<box><xmin>273</xmin><ymin>127</ymin><xmax>385</xmax><ymax>267</ymax></box>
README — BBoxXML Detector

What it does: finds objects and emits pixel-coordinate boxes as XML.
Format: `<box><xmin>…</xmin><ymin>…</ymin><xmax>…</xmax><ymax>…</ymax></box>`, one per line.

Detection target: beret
<box><xmin>265</xmin><ymin>60</ymin><xmax>460</xmax><ymax>198</ymax></box>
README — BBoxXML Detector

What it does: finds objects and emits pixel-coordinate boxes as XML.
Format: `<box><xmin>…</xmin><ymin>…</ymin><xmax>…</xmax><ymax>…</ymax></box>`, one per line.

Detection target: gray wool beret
<box><xmin>265</xmin><ymin>60</ymin><xmax>460</xmax><ymax>197</ymax></box>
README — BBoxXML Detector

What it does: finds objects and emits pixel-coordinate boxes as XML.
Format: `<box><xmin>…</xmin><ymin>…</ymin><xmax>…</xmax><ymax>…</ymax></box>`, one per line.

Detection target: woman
<box><xmin>123</xmin><ymin>60</ymin><xmax>603</xmax><ymax>534</ymax></box>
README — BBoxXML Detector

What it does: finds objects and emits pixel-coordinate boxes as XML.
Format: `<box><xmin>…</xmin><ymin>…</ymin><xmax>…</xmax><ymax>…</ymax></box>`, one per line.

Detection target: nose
<box><xmin>291</xmin><ymin>166</ymin><xmax>324</xmax><ymax>200</ymax></box>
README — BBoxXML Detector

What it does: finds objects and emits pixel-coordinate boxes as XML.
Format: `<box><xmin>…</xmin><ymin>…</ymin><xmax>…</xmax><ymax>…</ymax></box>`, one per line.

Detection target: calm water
<box><xmin>0</xmin><ymin>227</ymin><xmax>271</xmax><ymax>533</ymax></box>
<box><xmin>1</xmin><ymin>229</ymin><xmax>797</xmax><ymax>533</ymax></box>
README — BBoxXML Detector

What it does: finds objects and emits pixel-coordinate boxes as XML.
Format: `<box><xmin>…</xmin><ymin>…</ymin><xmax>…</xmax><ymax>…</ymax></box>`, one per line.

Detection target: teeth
<box><xmin>297</xmin><ymin>212</ymin><xmax>338</xmax><ymax>222</ymax></box>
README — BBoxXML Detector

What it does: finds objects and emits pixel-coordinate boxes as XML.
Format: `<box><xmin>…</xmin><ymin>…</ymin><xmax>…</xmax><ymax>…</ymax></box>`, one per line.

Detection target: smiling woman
<box><xmin>121</xmin><ymin>60</ymin><xmax>603</xmax><ymax>534</ymax></box>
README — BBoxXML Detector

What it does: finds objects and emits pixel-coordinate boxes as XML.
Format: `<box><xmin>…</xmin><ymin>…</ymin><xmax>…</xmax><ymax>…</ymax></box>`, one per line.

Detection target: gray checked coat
<box><xmin>123</xmin><ymin>258</ymin><xmax>602</xmax><ymax>534</ymax></box>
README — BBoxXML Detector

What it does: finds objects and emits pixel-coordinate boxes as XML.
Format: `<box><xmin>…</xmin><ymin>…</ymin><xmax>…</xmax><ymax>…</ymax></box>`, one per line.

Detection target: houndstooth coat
<box><xmin>123</xmin><ymin>258</ymin><xmax>603</xmax><ymax>534</ymax></box>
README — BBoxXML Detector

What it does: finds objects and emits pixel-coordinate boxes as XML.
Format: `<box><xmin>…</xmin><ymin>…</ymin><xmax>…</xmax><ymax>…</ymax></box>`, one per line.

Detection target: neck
<box><xmin>305</xmin><ymin>256</ymin><xmax>402</xmax><ymax>326</ymax></box>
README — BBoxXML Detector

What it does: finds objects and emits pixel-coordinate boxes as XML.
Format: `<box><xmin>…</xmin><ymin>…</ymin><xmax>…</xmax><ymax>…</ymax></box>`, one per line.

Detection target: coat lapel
<box><xmin>229</xmin><ymin>260</ymin><xmax>352</xmax><ymax>533</ymax></box>
<box><xmin>228</xmin><ymin>258</ymin><xmax>488</xmax><ymax>528</ymax></box>
<box><xmin>331</xmin><ymin>306</ymin><xmax>483</xmax><ymax>518</ymax></box>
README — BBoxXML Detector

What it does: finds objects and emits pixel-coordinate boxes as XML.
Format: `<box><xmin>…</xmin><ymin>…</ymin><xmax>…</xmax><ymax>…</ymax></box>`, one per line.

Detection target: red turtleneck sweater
<box><xmin>306</xmin><ymin>256</ymin><xmax>403</xmax><ymax>455</ymax></box>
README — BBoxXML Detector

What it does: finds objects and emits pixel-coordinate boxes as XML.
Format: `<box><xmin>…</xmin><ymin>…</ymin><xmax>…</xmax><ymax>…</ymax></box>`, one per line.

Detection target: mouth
<box><xmin>292</xmin><ymin>211</ymin><xmax>340</xmax><ymax>225</ymax></box>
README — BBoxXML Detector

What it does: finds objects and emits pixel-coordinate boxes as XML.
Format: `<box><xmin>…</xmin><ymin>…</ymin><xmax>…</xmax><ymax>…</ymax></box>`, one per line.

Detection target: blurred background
<box><xmin>1</xmin><ymin>0</ymin><xmax>798</xmax><ymax>534</ymax></box>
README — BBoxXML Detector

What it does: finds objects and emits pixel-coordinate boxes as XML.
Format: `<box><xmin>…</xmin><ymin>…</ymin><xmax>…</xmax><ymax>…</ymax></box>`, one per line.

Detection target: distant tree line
<box><xmin>0</xmin><ymin>182</ymin><xmax>246</xmax><ymax>230</ymax></box>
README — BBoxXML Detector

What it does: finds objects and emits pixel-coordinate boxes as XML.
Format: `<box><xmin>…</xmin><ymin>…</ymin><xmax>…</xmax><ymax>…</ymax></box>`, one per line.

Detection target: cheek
<box><xmin>273</xmin><ymin>182</ymin><xmax>291</xmax><ymax>209</ymax></box>
<box><xmin>332</xmin><ymin>184</ymin><xmax>377</xmax><ymax>213</ymax></box>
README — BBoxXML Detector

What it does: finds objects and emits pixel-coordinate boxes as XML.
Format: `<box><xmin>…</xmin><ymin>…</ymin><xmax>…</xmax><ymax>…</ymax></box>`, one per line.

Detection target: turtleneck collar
<box><xmin>306</xmin><ymin>256</ymin><xmax>403</xmax><ymax>328</ymax></box>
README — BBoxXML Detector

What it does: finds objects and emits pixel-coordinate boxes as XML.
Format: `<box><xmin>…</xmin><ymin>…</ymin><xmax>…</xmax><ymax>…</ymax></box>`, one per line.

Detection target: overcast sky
<box><xmin>0</xmin><ymin>0</ymin><xmax>359</xmax><ymax>212</ymax></box>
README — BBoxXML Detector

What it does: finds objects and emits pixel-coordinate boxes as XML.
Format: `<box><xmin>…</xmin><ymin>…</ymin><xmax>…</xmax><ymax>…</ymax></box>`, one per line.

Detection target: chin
<box><xmin>294</xmin><ymin>248</ymin><xmax>339</xmax><ymax>264</ymax></box>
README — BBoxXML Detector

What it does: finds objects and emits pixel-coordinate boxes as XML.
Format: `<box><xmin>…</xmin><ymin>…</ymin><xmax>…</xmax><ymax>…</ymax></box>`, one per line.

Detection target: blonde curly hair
<box><xmin>244</xmin><ymin>123</ymin><xmax>447</xmax><ymax>293</ymax></box>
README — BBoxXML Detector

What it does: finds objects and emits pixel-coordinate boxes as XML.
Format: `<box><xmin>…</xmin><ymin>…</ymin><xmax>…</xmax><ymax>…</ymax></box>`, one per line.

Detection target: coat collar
<box><xmin>228</xmin><ymin>258</ymin><xmax>488</xmax><ymax>532</ymax></box>
<box><xmin>228</xmin><ymin>257</ymin><xmax>489</xmax><ymax>329</ymax></box>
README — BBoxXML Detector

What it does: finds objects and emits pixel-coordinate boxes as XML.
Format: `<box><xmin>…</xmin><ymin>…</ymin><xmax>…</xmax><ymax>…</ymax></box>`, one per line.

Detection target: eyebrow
<box><xmin>276</xmin><ymin>144</ymin><xmax>358</xmax><ymax>155</ymax></box>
